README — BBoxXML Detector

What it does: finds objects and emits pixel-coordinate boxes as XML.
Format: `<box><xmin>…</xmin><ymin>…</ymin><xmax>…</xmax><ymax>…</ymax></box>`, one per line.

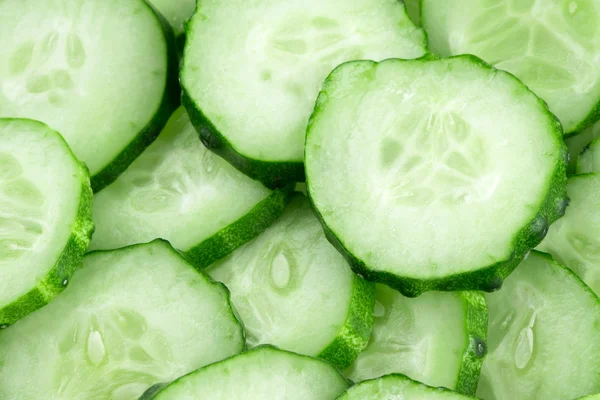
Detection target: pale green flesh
<box><xmin>182</xmin><ymin>0</ymin><xmax>426</xmax><ymax>162</ymax></box>
<box><xmin>0</xmin><ymin>0</ymin><xmax>168</xmax><ymax>176</ymax></box>
<box><xmin>537</xmin><ymin>175</ymin><xmax>600</xmax><ymax>296</ymax></box>
<box><xmin>579</xmin><ymin>395</ymin><xmax>600</xmax><ymax>400</ymax></box>
<box><xmin>207</xmin><ymin>195</ymin><xmax>355</xmax><ymax>356</ymax></box>
<box><xmin>306</xmin><ymin>58</ymin><xmax>561</xmax><ymax>279</ymax></box>
<box><xmin>567</xmin><ymin>121</ymin><xmax>600</xmax><ymax>173</ymax></box>
<box><xmin>477</xmin><ymin>252</ymin><xmax>600</xmax><ymax>400</ymax></box>
<box><xmin>422</xmin><ymin>0</ymin><xmax>600</xmax><ymax>134</ymax></box>
<box><xmin>0</xmin><ymin>241</ymin><xmax>244</xmax><ymax>400</ymax></box>
<box><xmin>345</xmin><ymin>285</ymin><xmax>466</xmax><ymax>390</ymax></box>
<box><xmin>91</xmin><ymin>107</ymin><xmax>270</xmax><ymax>251</ymax></box>
<box><xmin>148</xmin><ymin>0</ymin><xmax>196</xmax><ymax>36</ymax></box>
<box><xmin>0</xmin><ymin>119</ymin><xmax>82</xmax><ymax>309</ymax></box>
<box><xmin>576</xmin><ymin>124</ymin><xmax>600</xmax><ymax>173</ymax></box>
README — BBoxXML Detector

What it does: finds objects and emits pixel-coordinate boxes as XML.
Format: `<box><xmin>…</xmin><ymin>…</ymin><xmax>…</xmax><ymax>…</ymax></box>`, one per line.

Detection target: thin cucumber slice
<box><xmin>0</xmin><ymin>118</ymin><xmax>93</xmax><ymax>328</ymax></box>
<box><xmin>567</xmin><ymin>121</ymin><xmax>600</xmax><ymax>174</ymax></box>
<box><xmin>181</xmin><ymin>0</ymin><xmax>427</xmax><ymax>187</ymax></box>
<box><xmin>148</xmin><ymin>0</ymin><xmax>196</xmax><ymax>37</ymax></box>
<box><xmin>537</xmin><ymin>174</ymin><xmax>600</xmax><ymax>296</ymax></box>
<box><xmin>477</xmin><ymin>251</ymin><xmax>600</xmax><ymax>400</ymax></box>
<box><xmin>207</xmin><ymin>194</ymin><xmax>375</xmax><ymax>370</ymax></box>
<box><xmin>91</xmin><ymin>107</ymin><xmax>291</xmax><ymax>268</ymax></box>
<box><xmin>337</xmin><ymin>374</ymin><xmax>476</xmax><ymax>400</ymax></box>
<box><xmin>305</xmin><ymin>56</ymin><xmax>567</xmax><ymax>296</ymax></box>
<box><xmin>139</xmin><ymin>346</ymin><xmax>350</xmax><ymax>400</ymax></box>
<box><xmin>421</xmin><ymin>0</ymin><xmax>600</xmax><ymax>135</ymax></box>
<box><xmin>345</xmin><ymin>286</ymin><xmax>487</xmax><ymax>396</ymax></box>
<box><xmin>0</xmin><ymin>0</ymin><xmax>179</xmax><ymax>191</ymax></box>
<box><xmin>0</xmin><ymin>240</ymin><xmax>244</xmax><ymax>399</ymax></box>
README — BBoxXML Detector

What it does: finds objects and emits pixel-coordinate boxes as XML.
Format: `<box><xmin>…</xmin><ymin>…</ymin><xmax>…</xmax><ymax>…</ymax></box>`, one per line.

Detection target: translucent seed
<box><xmin>86</xmin><ymin>330</ymin><xmax>106</xmax><ymax>366</ymax></box>
<box><xmin>514</xmin><ymin>327</ymin><xmax>534</xmax><ymax>369</ymax></box>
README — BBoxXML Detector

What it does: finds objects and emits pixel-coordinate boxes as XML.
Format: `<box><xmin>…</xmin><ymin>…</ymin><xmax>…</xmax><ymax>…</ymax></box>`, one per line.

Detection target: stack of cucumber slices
<box><xmin>1</xmin><ymin>0</ymin><xmax>599</xmax><ymax>399</ymax></box>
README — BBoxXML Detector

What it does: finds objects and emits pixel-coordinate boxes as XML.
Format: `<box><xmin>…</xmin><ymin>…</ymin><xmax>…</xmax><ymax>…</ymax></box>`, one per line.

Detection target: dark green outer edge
<box><xmin>184</xmin><ymin>185</ymin><xmax>294</xmax><ymax>269</ymax></box>
<box><xmin>317</xmin><ymin>275</ymin><xmax>376</xmax><ymax>370</ymax></box>
<box><xmin>91</xmin><ymin>1</ymin><xmax>180</xmax><ymax>192</ymax></box>
<box><xmin>455</xmin><ymin>292</ymin><xmax>488</xmax><ymax>396</ymax></box>
<box><xmin>305</xmin><ymin>55</ymin><xmax>569</xmax><ymax>297</ymax></box>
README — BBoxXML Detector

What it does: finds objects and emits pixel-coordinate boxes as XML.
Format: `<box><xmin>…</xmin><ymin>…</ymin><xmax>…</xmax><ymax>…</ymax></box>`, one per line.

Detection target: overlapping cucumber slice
<box><xmin>148</xmin><ymin>0</ymin><xmax>196</xmax><ymax>37</ymax></box>
<box><xmin>567</xmin><ymin>121</ymin><xmax>600</xmax><ymax>173</ymax></box>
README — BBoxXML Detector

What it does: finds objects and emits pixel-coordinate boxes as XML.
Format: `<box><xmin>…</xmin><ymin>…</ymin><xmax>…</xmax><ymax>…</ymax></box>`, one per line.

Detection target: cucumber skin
<box><xmin>318</xmin><ymin>275</ymin><xmax>375</xmax><ymax>370</ymax></box>
<box><xmin>184</xmin><ymin>185</ymin><xmax>294</xmax><ymax>269</ymax></box>
<box><xmin>305</xmin><ymin>55</ymin><xmax>569</xmax><ymax>297</ymax></box>
<box><xmin>91</xmin><ymin>1</ymin><xmax>180</xmax><ymax>193</ymax></box>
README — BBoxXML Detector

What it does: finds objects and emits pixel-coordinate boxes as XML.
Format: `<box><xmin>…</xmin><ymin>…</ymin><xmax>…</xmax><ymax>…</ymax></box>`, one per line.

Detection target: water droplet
<box><xmin>476</xmin><ymin>340</ymin><xmax>487</xmax><ymax>357</ymax></box>
<box><xmin>0</xmin><ymin>324</ymin><xmax>8</xmax><ymax>329</ymax></box>
<box><xmin>86</xmin><ymin>330</ymin><xmax>106</xmax><ymax>366</ymax></box>
<box><xmin>62</xmin><ymin>279</ymin><xmax>68</xmax><ymax>286</ymax></box>
<box><xmin>514</xmin><ymin>326</ymin><xmax>534</xmax><ymax>369</ymax></box>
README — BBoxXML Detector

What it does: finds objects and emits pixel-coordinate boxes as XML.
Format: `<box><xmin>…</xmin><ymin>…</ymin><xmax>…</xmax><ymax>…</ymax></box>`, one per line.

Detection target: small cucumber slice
<box><xmin>0</xmin><ymin>241</ymin><xmax>244</xmax><ymax>399</ymax></box>
<box><xmin>537</xmin><ymin>174</ymin><xmax>600</xmax><ymax>296</ymax></box>
<box><xmin>477</xmin><ymin>251</ymin><xmax>600</xmax><ymax>400</ymax></box>
<box><xmin>0</xmin><ymin>118</ymin><xmax>93</xmax><ymax>327</ymax></box>
<box><xmin>140</xmin><ymin>346</ymin><xmax>350</xmax><ymax>400</ymax></box>
<box><xmin>421</xmin><ymin>0</ymin><xmax>600</xmax><ymax>135</ymax></box>
<box><xmin>91</xmin><ymin>107</ymin><xmax>290</xmax><ymax>268</ymax></box>
<box><xmin>207</xmin><ymin>194</ymin><xmax>375</xmax><ymax>369</ymax></box>
<box><xmin>0</xmin><ymin>0</ymin><xmax>179</xmax><ymax>191</ymax></box>
<box><xmin>181</xmin><ymin>0</ymin><xmax>426</xmax><ymax>187</ymax></box>
<box><xmin>345</xmin><ymin>286</ymin><xmax>486</xmax><ymax>396</ymax></box>
<box><xmin>148</xmin><ymin>0</ymin><xmax>196</xmax><ymax>37</ymax></box>
<box><xmin>567</xmin><ymin>121</ymin><xmax>600</xmax><ymax>173</ymax></box>
<box><xmin>305</xmin><ymin>56</ymin><xmax>567</xmax><ymax>296</ymax></box>
<box><xmin>337</xmin><ymin>374</ymin><xmax>476</xmax><ymax>400</ymax></box>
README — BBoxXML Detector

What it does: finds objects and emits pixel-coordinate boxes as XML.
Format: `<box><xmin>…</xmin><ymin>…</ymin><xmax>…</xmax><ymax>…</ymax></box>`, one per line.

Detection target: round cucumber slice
<box><xmin>140</xmin><ymin>346</ymin><xmax>350</xmax><ymax>400</ymax></box>
<box><xmin>477</xmin><ymin>251</ymin><xmax>600</xmax><ymax>400</ymax></box>
<box><xmin>0</xmin><ymin>240</ymin><xmax>244</xmax><ymax>399</ymax></box>
<box><xmin>421</xmin><ymin>0</ymin><xmax>600</xmax><ymax>135</ymax></box>
<box><xmin>0</xmin><ymin>118</ymin><xmax>93</xmax><ymax>328</ymax></box>
<box><xmin>567</xmin><ymin>121</ymin><xmax>600</xmax><ymax>173</ymax></box>
<box><xmin>345</xmin><ymin>286</ymin><xmax>486</xmax><ymax>396</ymax></box>
<box><xmin>337</xmin><ymin>374</ymin><xmax>476</xmax><ymax>400</ymax></box>
<box><xmin>537</xmin><ymin>174</ymin><xmax>600</xmax><ymax>296</ymax></box>
<box><xmin>148</xmin><ymin>0</ymin><xmax>196</xmax><ymax>37</ymax></box>
<box><xmin>91</xmin><ymin>107</ymin><xmax>291</xmax><ymax>268</ymax></box>
<box><xmin>305</xmin><ymin>56</ymin><xmax>567</xmax><ymax>296</ymax></box>
<box><xmin>0</xmin><ymin>0</ymin><xmax>179</xmax><ymax>191</ymax></box>
<box><xmin>207</xmin><ymin>194</ymin><xmax>375</xmax><ymax>370</ymax></box>
<box><xmin>181</xmin><ymin>0</ymin><xmax>427</xmax><ymax>187</ymax></box>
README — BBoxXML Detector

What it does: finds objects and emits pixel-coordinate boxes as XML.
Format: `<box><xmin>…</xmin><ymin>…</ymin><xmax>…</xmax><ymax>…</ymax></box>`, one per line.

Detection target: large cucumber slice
<box><xmin>148</xmin><ymin>0</ymin><xmax>196</xmax><ymax>37</ymax></box>
<box><xmin>140</xmin><ymin>346</ymin><xmax>350</xmax><ymax>400</ymax></box>
<box><xmin>0</xmin><ymin>0</ymin><xmax>179</xmax><ymax>191</ymax></box>
<box><xmin>181</xmin><ymin>0</ymin><xmax>427</xmax><ymax>187</ymax></box>
<box><xmin>421</xmin><ymin>0</ymin><xmax>600</xmax><ymax>135</ymax></box>
<box><xmin>0</xmin><ymin>118</ymin><xmax>93</xmax><ymax>328</ymax></box>
<box><xmin>207</xmin><ymin>194</ymin><xmax>375</xmax><ymax>369</ymax></box>
<box><xmin>567</xmin><ymin>121</ymin><xmax>600</xmax><ymax>173</ymax></box>
<box><xmin>537</xmin><ymin>174</ymin><xmax>600</xmax><ymax>296</ymax></box>
<box><xmin>91</xmin><ymin>107</ymin><xmax>290</xmax><ymax>268</ymax></box>
<box><xmin>0</xmin><ymin>241</ymin><xmax>244</xmax><ymax>399</ymax></box>
<box><xmin>345</xmin><ymin>286</ymin><xmax>486</xmax><ymax>396</ymax></box>
<box><xmin>477</xmin><ymin>251</ymin><xmax>600</xmax><ymax>400</ymax></box>
<box><xmin>305</xmin><ymin>56</ymin><xmax>567</xmax><ymax>296</ymax></box>
<box><xmin>337</xmin><ymin>374</ymin><xmax>476</xmax><ymax>400</ymax></box>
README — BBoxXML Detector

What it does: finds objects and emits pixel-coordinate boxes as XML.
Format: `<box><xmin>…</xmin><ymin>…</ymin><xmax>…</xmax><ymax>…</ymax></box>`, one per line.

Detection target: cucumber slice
<box><xmin>207</xmin><ymin>194</ymin><xmax>375</xmax><ymax>370</ymax></box>
<box><xmin>537</xmin><ymin>174</ymin><xmax>600</xmax><ymax>296</ymax></box>
<box><xmin>0</xmin><ymin>240</ymin><xmax>244</xmax><ymax>399</ymax></box>
<box><xmin>305</xmin><ymin>56</ymin><xmax>567</xmax><ymax>296</ymax></box>
<box><xmin>0</xmin><ymin>118</ymin><xmax>93</xmax><ymax>328</ymax></box>
<box><xmin>337</xmin><ymin>374</ymin><xmax>476</xmax><ymax>400</ymax></box>
<box><xmin>91</xmin><ymin>107</ymin><xmax>291</xmax><ymax>268</ymax></box>
<box><xmin>139</xmin><ymin>346</ymin><xmax>350</xmax><ymax>400</ymax></box>
<box><xmin>181</xmin><ymin>0</ymin><xmax>427</xmax><ymax>187</ymax></box>
<box><xmin>148</xmin><ymin>0</ymin><xmax>196</xmax><ymax>37</ymax></box>
<box><xmin>0</xmin><ymin>0</ymin><xmax>179</xmax><ymax>191</ymax></box>
<box><xmin>567</xmin><ymin>121</ymin><xmax>600</xmax><ymax>173</ymax></box>
<box><xmin>345</xmin><ymin>286</ymin><xmax>487</xmax><ymax>396</ymax></box>
<box><xmin>477</xmin><ymin>251</ymin><xmax>600</xmax><ymax>400</ymax></box>
<box><xmin>404</xmin><ymin>0</ymin><xmax>421</xmax><ymax>25</ymax></box>
<box><xmin>577</xmin><ymin>126</ymin><xmax>600</xmax><ymax>173</ymax></box>
<box><xmin>421</xmin><ymin>0</ymin><xmax>600</xmax><ymax>135</ymax></box>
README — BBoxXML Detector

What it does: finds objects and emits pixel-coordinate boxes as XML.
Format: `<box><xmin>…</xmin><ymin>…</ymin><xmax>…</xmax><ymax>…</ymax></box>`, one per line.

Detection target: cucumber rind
<box><xmin>305</xmin><ymin>55</ymin><xmax>568</xmax><ymax>297</ymax></box>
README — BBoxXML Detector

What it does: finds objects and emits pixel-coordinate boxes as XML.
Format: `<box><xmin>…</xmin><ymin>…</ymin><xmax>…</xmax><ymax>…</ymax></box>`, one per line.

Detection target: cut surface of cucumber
<box><xmin>537</xmin><ymin>174</ymin><xmax>600</xmax><ymax>296</ymax></box>
<box><xmin>345</xmin><ymin>286</ymin><xmax>486</xmax><ymax>396</ymax></box>
<box><xmin>577</xmin><ymin>127</ymin><xmax>600</xmax><ymax>173</ymax></box>
<box><xmin>0</xmin><ymin>118</ymin><xmax>93</xmax><ymax>328</ymax></box>
<box><xmin>421</xmin><ymin>0</ymin><xmax>600</xmax><ymax>135</ymax></box>
<box><xmin>0</xmin><ymin>241</ymin><xmax>244</xmax><ymax>400</ymax></box>
<box><xmin>207</xmin><ymin>194</ymin><xmax>375</xmax><ymax>369</ymax></box>
<box><xmin>181</xmin><ymin>0</ymin><xmax>427</xmax><ymax>187</ymax></box>
<box><xmin>337</xmin><ymin>374</ymin><xmax>476</xmax><ymax>400</ymax></box>
<box><xmin>567</xmin><ymin>121</ymin><xmax>600</xmax><ymax>173</ymax></box>
<box><xmin>148</xmin><ymin>0</ymin><xmax>196</xmax><ymax>37</ymax></box>
<box><xmin>305</xmin><ymin>56</ymin><xmax>567</xmax><ymax>296</ymax></box>
<box><xmin>0</xmin><ymin>0</ymin><xmax>179</xmax><ymax>191</ymax></box>
<box><xmin>140</xmin><ymin>346</ymin><xmax>350</xmax><ymax>400</ymax></box>
<box><xmin>477</xmin><ymin>251</ymin><xmax>600</xmax><ymax>400</ymax></box>
<box><xmin>91</xmin><ymin>107</ymin><xmax>289</xmax><ymax>268</ymax></box>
